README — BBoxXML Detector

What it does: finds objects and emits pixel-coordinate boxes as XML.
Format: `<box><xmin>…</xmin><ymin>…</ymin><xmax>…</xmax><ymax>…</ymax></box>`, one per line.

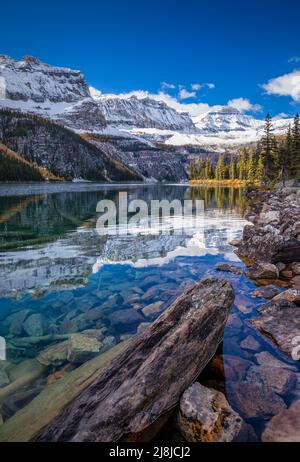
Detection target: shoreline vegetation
<box><xmin>190</xmin><ymin>179</ymin><xmax>261</xmax><ymax>186</ymax></box>
<box><xmin>189</xmin><ymin>113</ymin><xmax>300</xmax><ymax>186</ymax></box>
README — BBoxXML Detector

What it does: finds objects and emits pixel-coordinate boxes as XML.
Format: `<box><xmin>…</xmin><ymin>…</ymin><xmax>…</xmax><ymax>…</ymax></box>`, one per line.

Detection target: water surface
<box><xmin>0</xmin><ymin>183</ymin><xmax>298</xmax><ymax>441</ymax></box>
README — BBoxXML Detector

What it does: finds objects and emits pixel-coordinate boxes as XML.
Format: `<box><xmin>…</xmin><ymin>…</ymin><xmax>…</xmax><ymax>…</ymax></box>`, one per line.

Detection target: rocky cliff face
<box><xmin>86</xmin><ymin>134</ymin><xmax>188</xmax><ymax>181</ymax></box>
<box><xmin>91</xmin><ymin>91</ymin><xmax>195</xmax><ymax>131</ymax></box>
<box><xmin>0</xmin><ymin>109</ymin><xmax>141</xmax><ymax>182</ymax></box>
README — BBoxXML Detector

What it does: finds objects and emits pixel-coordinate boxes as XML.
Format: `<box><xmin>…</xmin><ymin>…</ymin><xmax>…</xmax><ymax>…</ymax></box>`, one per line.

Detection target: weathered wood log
<box><xmin>34</xmin><ymin>278</ymin><xmax>234</xmax><ymax>442</ymax></box>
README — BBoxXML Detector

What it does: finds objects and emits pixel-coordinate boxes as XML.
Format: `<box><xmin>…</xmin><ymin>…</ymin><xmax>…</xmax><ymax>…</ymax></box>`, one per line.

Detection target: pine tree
<box><xmin>277</xmin><ymin>141</ymin><xmax>289</xmax><ymax>186</ymax></box>
<box><xmin>229</xmin><ymin>153</ymin><xmax>236</xmax><ymax>180</ymax></box>
<box><xmin>256</xmin><ymin>152</ymin><xmax>265</xmax><ymax>183</ymax></box>
<box><xmin>292</xmin><ymin>113</ymin><xmax>300</xmax><ymax>179</ymax></box>
<box><xmin>237</xmin><ymin>148</ymin><xmax>248</xmax><ymax>180</ymax></box>
<box><xmin>215</xmin><ymin>154</ymin><xmax>228</xmax><ymax>180</ymax></box>
<box><xmin>204</xmin><ymin>157</ymin><xmax>213</xmax><ymax>179</ymax></box>
<box><xmin>285</xmin><ymin>123</ymin><xmax>293</xmax><ymax>178</ymax></box>
<box><xmin>197</xmin><ymin>158</ymin><xmax>203</xmax><ymax>180</ymax></box>
<box><xmin>261</xmin><ymin>114</ymin><xmax>277</xmax><ymax>180</ymax></box>
<box><xmin>189</xmin><ymin>160</ymin><xmax>196</xmax><ymax>180</ymax></box>
<box><xmin>247</xmin><ymin>148</ymin><xmax>257</xmax><ymax>182</ymax></box>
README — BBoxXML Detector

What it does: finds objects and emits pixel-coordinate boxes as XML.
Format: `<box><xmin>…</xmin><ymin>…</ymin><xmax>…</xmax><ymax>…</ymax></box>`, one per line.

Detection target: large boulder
<box><xmin>33</xmin><ymin>278</ymin><xmax>234</xmax><ymax>442</ymax></box>
<box><xmin>176</xmin><ymin>383</ymin><xmax>244</xmax><ymax>442</ymax></box>
<box><xmin>236</xmin><ymin>226</ymin><xmax>300</xmax><ymax>264</ymax></box>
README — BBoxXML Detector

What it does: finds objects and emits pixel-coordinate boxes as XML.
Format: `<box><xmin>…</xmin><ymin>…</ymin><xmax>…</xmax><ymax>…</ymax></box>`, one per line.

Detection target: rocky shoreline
<box><xmin>233</xmin><ymin>187</ymin><xmax>300</xmax><ymax>359</ymax></box>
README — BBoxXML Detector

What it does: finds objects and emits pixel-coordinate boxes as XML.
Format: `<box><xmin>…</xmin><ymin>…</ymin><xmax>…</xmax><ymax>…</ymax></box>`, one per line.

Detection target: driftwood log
<box><xmin>34</xmin><ymin>278</ymin><xmax>234</xmax><ymax>442</ymax></box>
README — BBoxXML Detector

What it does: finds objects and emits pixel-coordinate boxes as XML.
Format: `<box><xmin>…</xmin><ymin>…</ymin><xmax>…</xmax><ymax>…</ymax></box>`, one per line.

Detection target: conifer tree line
<box><xmin>189</xmin><ymin>113</ymin><xmax>300</xmax><ymax>184</ymax></box>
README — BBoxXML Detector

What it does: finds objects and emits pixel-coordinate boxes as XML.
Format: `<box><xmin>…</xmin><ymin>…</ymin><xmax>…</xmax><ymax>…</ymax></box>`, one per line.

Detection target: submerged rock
<box><xmin>252</xmin><ymin>286</ymin><xmax>281</xmax><ymax>299</ymax></box>
<box><xmin>176</xmin><ymin>383</ymin><xmax>244</xmax><ymax>442</ymax></box>
<box><xmin>33</xmin><ymin>278</ymin><xmax>234</xmax><ymax>442</ymax></box>
<box><xmin>240</xmin><ymin>335</ymin><xmax>260</xmax><ymax>352</ymax></box>
<box><xmin>206</xmin><ymin>354</ymin><xmax>252</xmax><ymax>382</ymax></box>
<box><xmin>262</xmin><ymin>400</ymin><xmax>300</xmax><ymax>442</ymax></box>
<box><xmin>216</xmin><ymin>263</ymin><xmax>243</xmax><ymax>275</ymax></box>
<box><xmin>37</xmin><ymin>342</ymin><xmax>68</xmax><ymax>367</ymax></box>
<box><xmin>142</xmin><ymin>301</ymin><xmax>163</xmax><ymax>317</ymax></box>
<box><xmin>108</xmin><ymin>309</ymin><xmax>144</xmax><ymax>329</ymax></box>
<box><xmin>255</xmin><ymin>351</ymin><xmax>297</xmax><ymax>371</ymax></box>
<box><xmin>246</xmin><ymin>364</ymin><xmax>296</xmax><ymax>396</ymax></box>
<box><xmin>23</xmin><ymin>314</ymin><xmax>49</xmax><ymax>337</ymax></box>
<box><xmin>67</xmin><ymin>334</ymin><xmax>102</xmax><ymax>364</ymax></box>
<box><xmin>7</xmin><ymin>309</ymin><xmax>32</xmax><ymax>336</ymax></box>
<box><xmin>227</xmin><ymin>381</ymin><xmax>286</xmax><ymax>419</ymax></box>
<box><xmin>251</xmin><ymin>300</ymin><xmax>300</xmax><ymax>358</ymax></box>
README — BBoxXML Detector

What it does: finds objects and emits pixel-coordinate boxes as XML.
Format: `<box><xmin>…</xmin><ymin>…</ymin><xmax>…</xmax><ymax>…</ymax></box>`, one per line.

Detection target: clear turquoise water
<box><xmin>0</xmin><ymin>183</ymin><xmax>298</xmax><ymax>441</ymax></box>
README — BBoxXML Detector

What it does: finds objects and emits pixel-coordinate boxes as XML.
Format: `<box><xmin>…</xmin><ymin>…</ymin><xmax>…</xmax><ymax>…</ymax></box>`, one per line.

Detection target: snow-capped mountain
<box><xmin>0</xmin><ymin>55</ymin><xmax>107</xmax><ymax>131</ymax></box>
<box><xmin>0</xmin><ymin>55</ymin><xmax>292</xmax><ymax>149</ymax></box>
<box><xmin>90</xmin><ymin>89</ymin><xmax>195</xmax><ymax>131</ymax></box>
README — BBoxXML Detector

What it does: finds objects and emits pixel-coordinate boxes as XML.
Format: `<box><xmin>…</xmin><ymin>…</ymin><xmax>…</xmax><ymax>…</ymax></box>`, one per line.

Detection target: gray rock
<box><xmin>23</xmin><ymin>314</ymin><xmax>49</xmax><ymax>337</ymax></box>
<box><xmin>248</xmin><ymin>262</ymin><xmax>279</xmax><ymax>280</ymax></box>
<box><xmin>251</xmin><ymin>300</ymin><xmax>300</xmax><ymax>358</ymax></box>
<box><xmin>67</xmin><ymin>334</ymin><xmax>102</xmax><ymax>364</ymax></box>
<box><xmin>273</xmin><ymin>289</ymin><xmax>300</xmax><ymax>305</ymax></box>
<box><xmin>176</xmin><ymin>383</ymin><xmax>244</xmax><ymax>442</ymax></box>
<box><xmin>291</xmin><ymin>262</ymin><xmax>300</xmax><ymax>275</ymax></box>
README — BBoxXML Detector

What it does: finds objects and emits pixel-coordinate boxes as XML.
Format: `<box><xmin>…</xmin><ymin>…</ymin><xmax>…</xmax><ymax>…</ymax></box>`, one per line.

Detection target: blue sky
<box><xmin>1</xmin><ymin>0</ymin><xmax>300</xmax><ymax>118</ymax></box>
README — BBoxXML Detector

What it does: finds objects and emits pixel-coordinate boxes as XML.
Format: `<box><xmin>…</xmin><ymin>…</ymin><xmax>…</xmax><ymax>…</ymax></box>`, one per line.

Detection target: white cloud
<box><xmin>273</xmin><ymin>112</ymin><xmax>289</xmax><ymax>120</ymax></box>
<box><xmin>206</xmin><ymin>83</ymin><xmax>215</xmax><ymax>89</ymax></box>
<box><xmin>178</xmin><ymin>89</ymin><xmax>196</xmax><ymax>100</ymax></box>
<box><xmin>227</xmin><ymin>97</ymin><xmax>262</xmax><ymax>113</ymax></box>
<box><xmin>288</xmin><ymin>56</ymin><xmax>300</xmax><ymax>64</ymax></box>
<box><xmin>261</xmin><ymin>70</ymin><xmax>300</xmax><ymax>101</ymax></box>
<box><xmin>191</xmin><ymin>83</ymin><xmax>202</xmax><ymax>91</ymax></box>
<box><xmin>160</xmin><ymin>81</ymin><xmax>176</xmax><ymax>90</ymax></box>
